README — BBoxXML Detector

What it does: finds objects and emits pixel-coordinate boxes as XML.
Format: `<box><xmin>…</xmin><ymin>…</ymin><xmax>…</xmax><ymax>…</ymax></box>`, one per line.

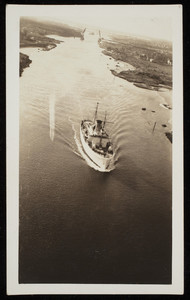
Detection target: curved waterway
<box><xmin>19</xmin><ymin>33</ymin><xmax>172</xmax><ymax>284</ymax></box>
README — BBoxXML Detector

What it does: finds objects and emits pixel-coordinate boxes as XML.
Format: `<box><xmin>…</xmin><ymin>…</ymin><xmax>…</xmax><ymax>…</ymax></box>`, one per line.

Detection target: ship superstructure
<box><xmin>80</xmin><ymin>103</ymin><xmax>114</xmax><ymax>171</ymax></box>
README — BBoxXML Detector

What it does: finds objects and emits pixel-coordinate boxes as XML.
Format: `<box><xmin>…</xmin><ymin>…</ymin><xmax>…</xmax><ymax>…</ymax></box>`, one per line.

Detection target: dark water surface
<box><xmin>19</xmin><ymin>33</ymin><xmax>172</xmax><ymax>283</ymax></box>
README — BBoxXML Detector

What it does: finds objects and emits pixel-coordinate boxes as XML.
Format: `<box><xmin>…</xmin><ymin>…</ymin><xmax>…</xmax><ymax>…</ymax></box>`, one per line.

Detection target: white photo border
<box><xmin>6</xmin><ymin>4</ymin><xmax>183</xmax><ymax>295</ymax></box>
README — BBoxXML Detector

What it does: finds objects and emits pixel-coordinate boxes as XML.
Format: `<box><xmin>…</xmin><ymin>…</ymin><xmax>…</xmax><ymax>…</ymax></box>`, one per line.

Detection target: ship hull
<box><xmin>80</xmin><ymin>126</ymin><xmax>113</xmax><ymax>171</ymax></box>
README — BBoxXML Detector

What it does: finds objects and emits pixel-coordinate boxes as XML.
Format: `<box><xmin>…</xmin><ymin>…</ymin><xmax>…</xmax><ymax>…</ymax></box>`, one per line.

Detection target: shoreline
<box><xmin>165</xmin><ymin>131</ymin><xmax>172</xmax><ymax>143</ymax></box>
<box><xmin>20</xmin><ymin>17</ymin><xmax>82</xmax><ymax>76</ymax></box>
<box><xmin>100</xmin><ymin>38</ymin><xmax>172</xmax><ymax>143</ymax></box>
<box><xmin>111</xmin><ymin>69</ymin><xmax>172</xmax><ymax>92</ymax></box>
<box><xmin>100</xmin><ymin>38</ymin><xmax>172</xmax><ymax>92</ymax></box>
<box><xmin>20</xmin><ymin>53</ymin><xmax>32</xmax><ymax>77</ymax></box>
<box><xmin>19</xmin><ymin>38</ymin><xmax>63</xmax><ymax>77</ymax></box>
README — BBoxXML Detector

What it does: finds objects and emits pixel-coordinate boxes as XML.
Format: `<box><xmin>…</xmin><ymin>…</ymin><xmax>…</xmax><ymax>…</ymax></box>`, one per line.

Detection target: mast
<box><xmin>99</xmin><ymin>111</ymin><xmax>106</xmax><ymax>146</ymax></box>
<box><xmin>94</xmin><ymin>102</ymin><xmax>99</xmax><ymax>123</ymax></box>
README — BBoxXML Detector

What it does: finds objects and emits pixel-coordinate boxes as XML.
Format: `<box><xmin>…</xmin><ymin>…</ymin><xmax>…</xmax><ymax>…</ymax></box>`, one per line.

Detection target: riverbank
<box><xmin>111</xmin><ymin>69</ymin><xmax>172</xmax><ymax>91</ymax></box>
<box><xmin>165</xmin><ymin>131</ymin><xmax>172</xmax><ymax>143</ymax></box>
<box><xmin>20</xmin><ymin>53</ymin><xmax>32</xmax><ymax>76</ymax></box>
<box><xmin>99</xmin><ymin>36</ymin><xmax>172</xmax><ymax>143</ymax></box>
<box><xmin>20</xmin><ymin>17</ymin><xmax>82</xmax><ymax>76</ymax></box>
<box><xmin>99</xmin><ymin>36</ymin><xmax>172</xmax><ymax>91</ymax></box>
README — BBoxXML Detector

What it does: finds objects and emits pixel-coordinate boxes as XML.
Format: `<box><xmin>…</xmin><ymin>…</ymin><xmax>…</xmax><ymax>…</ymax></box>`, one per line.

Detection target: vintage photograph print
<box><xmin>6</xmin><ymin>5</ymin><xmax>183</xmax><ymax>295</ymax></box>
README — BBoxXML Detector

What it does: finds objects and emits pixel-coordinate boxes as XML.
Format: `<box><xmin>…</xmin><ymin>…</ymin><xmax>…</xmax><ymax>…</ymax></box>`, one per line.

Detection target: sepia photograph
<box><xmin>6</xmin><ymin>5</ymin><xmax>183</xmax><ymax>294</ymax></box>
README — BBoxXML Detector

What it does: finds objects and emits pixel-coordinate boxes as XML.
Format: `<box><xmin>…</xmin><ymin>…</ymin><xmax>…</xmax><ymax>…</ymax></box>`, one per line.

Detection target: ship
<box><xmin>80</xmin><ymin>102</ymin><xmax>114</xmax><ymax>171</ymax></box>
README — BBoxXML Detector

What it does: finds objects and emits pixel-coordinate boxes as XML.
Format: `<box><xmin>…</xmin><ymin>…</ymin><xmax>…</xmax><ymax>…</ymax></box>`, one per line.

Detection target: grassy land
<box><xmin>20</xmin><ymin>17</ymin><xmax>82</xmax><ymax>49</ymax></box>
<box><xmin>20</xmin><ymin>17</ymin><xmax>82</xmax><ymax>76</ymax></box>
<box><xmin>99</xmin><ymin>35</ymin><xmax>172</xmax><ymax>91</ymax></box>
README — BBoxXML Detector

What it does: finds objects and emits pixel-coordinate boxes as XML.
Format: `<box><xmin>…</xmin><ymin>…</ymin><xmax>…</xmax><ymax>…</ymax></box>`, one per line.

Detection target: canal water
<box><xmin>19</xmin><ymin>32</ymin><xmax>172</xmax><ymax>283</ymax></box>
